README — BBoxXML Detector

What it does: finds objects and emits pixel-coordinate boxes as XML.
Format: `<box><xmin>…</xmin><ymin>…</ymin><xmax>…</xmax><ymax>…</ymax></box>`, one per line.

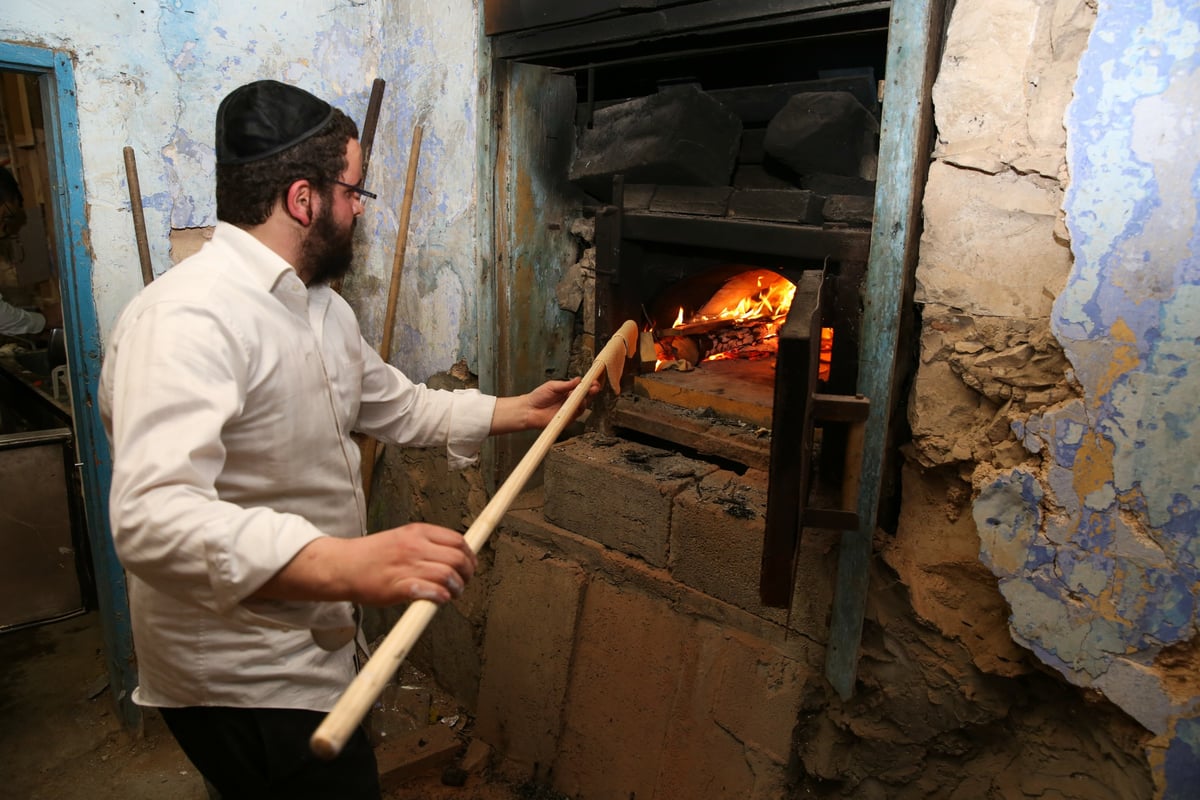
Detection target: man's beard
<box><xmin>299</xmin><ymin>204</ymin><xmax>356</xmax><ymax>286</ymax></box>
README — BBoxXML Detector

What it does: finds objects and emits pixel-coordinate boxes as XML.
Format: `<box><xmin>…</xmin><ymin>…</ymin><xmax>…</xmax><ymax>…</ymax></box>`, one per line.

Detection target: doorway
<box><xmin>0</xmin><ymin>41</ymin><xmax>138</xmax><ymax>730</ymax></box>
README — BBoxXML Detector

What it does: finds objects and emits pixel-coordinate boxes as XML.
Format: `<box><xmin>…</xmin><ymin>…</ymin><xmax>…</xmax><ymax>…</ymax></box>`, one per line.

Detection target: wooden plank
<box><xmin>622</xmin><ymin>183</ymin><xmax>656</xmax><ymax>210</ymax></box>
<box><xmin>759</xmin><ymin>270</ymin><xmax>823</xmax><ymax>607</ymax></box>
<box><xmin>612</xmin><ymin>395</ymin><xmax>771</xmax><ymax>470</ymax></box>
<box><xmin>491</xmin><ymin>0</ymin><xmax>893</xmax><ymax>61</ymax></box>
<box><xmin>376</xmin><ymin>723</ymin><xmax>463</xmax><ymax>791</ymax></box>
<box><xmin>484</xmin><ymin>0</ymin><xmax>684</xmax><ymax>36</ymax></box>
<box><xmin>822</xmin><ymin>194</ymin><xmax>875</xmax><ymax>226</ymax></box>
<box><xmin>631</xmin><ymin>358</ymin><xmax>775</xmax><ymax>428</ymax></box>
<box><xmin>825</xmin><ymin>0</ymin><xmax>948</xmax><ymax>699</ymax></box>
<box><xmin>622</xmin><ymin>211</ymin><xmax>872</xmax><ymax>260</ymax></box>
<box><xmin>728</xmin><ymin>188</ymin><xmax>825</xmax><ymax>224</ymax></box>
<box><xmin>812</xmin><ymin>393</ymin><xmax>870</xmax><ymax>421</ymax></box>
<box><xmin>492</xmin><ymin>63</ymin><xmax>582</xmax><ymax>483</ymax></box>
<box><xmin>649</xmin><ymin>185</ymin><xmax>733</xmax><ymax>216</ymax></box>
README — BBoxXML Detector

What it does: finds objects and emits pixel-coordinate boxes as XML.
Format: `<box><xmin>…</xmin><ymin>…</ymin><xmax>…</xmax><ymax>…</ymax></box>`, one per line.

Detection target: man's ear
<box><xmin>285</xmin><ymin>179</ymin><xmax>314</xmax><ymax>226</ymax></box>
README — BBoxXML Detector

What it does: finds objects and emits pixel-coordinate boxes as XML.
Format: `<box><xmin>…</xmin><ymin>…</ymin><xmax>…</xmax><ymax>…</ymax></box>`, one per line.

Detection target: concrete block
<box><xmin>656</xmin><ymin>623</ymin><xmax>809</xmax><ymax>799</ymax></box>
<box><xmin>376</xmin><ymin>722</ymin><xmax>462</xmax><ymax>793</ymax></box>
<box><xmin>475</xmin><ymin>537</ymin><xmax>586</xmax><ymax>772</ymax></box>
<box><xmin>552</xmin><ymin>579</ymin><xmax>808</xmax><ymax>799</ymax></box>
<box><xmin>552</xmin><ymin>579</ymin><xmax>697</xmax><ymax>798</ymax></box>
<box><xmin>669</xmin><ymin>469</ymin><xmax>770</xmax><ymax>611</ymax></box>
<box><xmin>543</xmin><ymin>433</ymin><xmax>717</xmax><ymax>567</ymax></box>
<box><xmin>670</xmin><ymin>469</ymin><xmax>839</xmax><ymax>638</ymax></box>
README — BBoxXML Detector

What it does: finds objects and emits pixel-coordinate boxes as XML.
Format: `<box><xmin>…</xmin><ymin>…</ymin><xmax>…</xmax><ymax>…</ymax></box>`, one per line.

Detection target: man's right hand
<box><xmin>252</xmin><ymin>524</ymin><xmax>478</xmax><ymax>606</ymax></box>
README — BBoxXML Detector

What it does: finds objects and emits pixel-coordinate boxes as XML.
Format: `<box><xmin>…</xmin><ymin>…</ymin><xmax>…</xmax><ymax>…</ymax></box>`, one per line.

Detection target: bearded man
<box><xmin>100</xmin><ymin>80</ymin><xmax>586</xmax><ymax>799</ymax></box>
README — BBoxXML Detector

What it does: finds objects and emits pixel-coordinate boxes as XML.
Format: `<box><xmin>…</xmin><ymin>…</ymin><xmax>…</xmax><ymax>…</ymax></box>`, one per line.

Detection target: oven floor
<box><xmin>632</xmin><ymin>358</ymin><xmax>776</xmax><ymax>428</ymax></box>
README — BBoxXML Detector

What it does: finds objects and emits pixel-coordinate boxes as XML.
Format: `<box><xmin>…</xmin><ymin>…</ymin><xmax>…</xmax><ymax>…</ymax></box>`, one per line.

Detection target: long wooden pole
<box><xmin>311</xmin><ymin>320</ymin><xmax>639</xmax><ymax>760</ymax></box>
<box><xmin>359</xmin><ymin>77</ymin><xmax>386</xmax><ymax>180</ymax></box>
<box><xmin>332</xmin><ymin>78</ymin><xmax>386</xmax><ymax>296</ymax></box>
<box><xmin>122</xmin><ymin>147</ymin><xmax>154</xmax><ymax>286</ymax></box>
<box><xmin>361</xmin><ymin>125</ymin><xmax>423</xmax><ymax>505</ymax></box>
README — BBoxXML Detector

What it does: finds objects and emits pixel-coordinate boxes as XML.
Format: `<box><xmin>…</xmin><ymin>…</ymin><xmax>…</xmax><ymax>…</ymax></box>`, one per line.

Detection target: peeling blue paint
<box><xmin>1165</xmin><ymin>715</ymin><xmax>1200</xmax><ymax>800</ymax></box>
<box><xmin>974</xmin><ymin>0</ymin><xmax>1200</xmax><ymax>792</ymax></box>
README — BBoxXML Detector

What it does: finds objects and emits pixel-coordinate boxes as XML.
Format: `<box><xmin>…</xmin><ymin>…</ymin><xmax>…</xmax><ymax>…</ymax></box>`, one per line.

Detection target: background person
<box><xmin>0</xmin><ymin>166</ymin><xmax>61</xmax><ymax>337</ymax></box>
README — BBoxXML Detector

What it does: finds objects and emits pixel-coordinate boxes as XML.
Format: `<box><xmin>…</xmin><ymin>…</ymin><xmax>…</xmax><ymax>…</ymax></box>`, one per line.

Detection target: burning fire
<box><xmin>653</xmin><ymin>269</ymin><xmax>833</xmax><ymax>380</ymax></box>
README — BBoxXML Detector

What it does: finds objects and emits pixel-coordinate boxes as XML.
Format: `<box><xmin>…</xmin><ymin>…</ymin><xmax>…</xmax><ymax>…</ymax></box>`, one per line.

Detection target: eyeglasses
<box><xmin>331</xmin><ymin>179</ymin><xmax>377</xmax><ymax>201</ymax></box>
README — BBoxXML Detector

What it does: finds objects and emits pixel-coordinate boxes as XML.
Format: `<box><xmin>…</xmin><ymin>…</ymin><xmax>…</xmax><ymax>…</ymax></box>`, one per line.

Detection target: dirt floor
<box><xmin>0</xmin><ymin>612</ymin><xmax>550</xmax><ymax>800</ymax></box>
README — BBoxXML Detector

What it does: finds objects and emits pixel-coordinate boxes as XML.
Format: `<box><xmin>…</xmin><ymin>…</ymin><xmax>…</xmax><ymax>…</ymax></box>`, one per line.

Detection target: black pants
<box><xmin>159</xmin><ymin>706</ymin><xmax>381</xmax><ymax>800</ymax></box>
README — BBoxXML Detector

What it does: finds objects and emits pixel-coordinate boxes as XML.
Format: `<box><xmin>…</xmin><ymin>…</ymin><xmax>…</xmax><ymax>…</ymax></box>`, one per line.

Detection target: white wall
<box><xmin>2</xmin><ymin>0</ymin><xmax>488</xmax><ymax>383</ymax></box>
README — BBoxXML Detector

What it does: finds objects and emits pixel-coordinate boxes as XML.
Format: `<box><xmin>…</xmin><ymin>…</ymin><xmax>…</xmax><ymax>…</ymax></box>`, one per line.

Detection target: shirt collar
<box><xmin>212</xmin><ymin>221</ymin><xmax>310</xmax><ymax>317</ymax></box>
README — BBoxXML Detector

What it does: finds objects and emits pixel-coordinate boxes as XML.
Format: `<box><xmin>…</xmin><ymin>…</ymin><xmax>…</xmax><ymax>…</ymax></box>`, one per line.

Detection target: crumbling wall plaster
<box><xmin>2</xmin><ymin>1</ymin><xmax>486</xmax><ymax>386</ymax></box>
<box><xmin>905</xmin><ymin>0</ymin><xmax>1199</xmax><ymax>794</ymax></box>
<box><xmin>341</xmin><ymin>2</ymin><xmax>489</xmax><ymax>383</ymax></box>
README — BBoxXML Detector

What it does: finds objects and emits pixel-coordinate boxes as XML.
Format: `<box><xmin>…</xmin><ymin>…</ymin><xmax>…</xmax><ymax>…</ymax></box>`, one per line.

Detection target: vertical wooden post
<box><xmin>825</xmin><ymin>0</ymin><xmax>949</xmax><ymax>699</ymax></box>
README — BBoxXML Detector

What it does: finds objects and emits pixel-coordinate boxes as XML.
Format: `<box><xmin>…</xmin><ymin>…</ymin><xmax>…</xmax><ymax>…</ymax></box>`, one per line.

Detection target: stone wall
<box><xmin>897</xmin><ymin>0</ymin><xmax>1200</xmax><ymax>796</ymax></box>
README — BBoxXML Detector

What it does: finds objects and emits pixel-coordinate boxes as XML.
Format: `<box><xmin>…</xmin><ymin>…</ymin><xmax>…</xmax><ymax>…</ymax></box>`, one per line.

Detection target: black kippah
<box><xmin>215</xmin><ymin>80</ymin><xmax>334</xmax><ymax>165</ymax></box>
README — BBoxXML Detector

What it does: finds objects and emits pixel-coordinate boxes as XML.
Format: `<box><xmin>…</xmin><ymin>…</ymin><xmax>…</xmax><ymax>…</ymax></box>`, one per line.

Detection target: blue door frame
<box><xmin>0</xmin><ymin>41</ymin><xmax>140</xmax><ymax>730</ymax></box>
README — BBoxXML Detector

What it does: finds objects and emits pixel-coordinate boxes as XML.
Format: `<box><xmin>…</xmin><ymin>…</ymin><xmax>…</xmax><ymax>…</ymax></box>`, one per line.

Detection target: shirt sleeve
<box><xmin>353</xmin><ymin>335</ymin><xmax>497</xmax><ymax>470</ymax></box>
<box><xmin>102</xmin><ymin>300</ymin><xmax>341</xmax><ymax>631</ymax></box>
<box><xmin>0</xmin><ymin>296</ymin><xmax>45</xmax><ymax>335</ymax></box>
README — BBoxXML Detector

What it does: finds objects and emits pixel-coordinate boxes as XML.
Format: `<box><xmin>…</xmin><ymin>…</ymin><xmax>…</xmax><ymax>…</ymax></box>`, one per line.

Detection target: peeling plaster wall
<box><xmin>2</xmin><ymin>1</ymin><xmax>486</xmax><ymax>384</ymax></box>
<box><xmin>341</xmin><ymin>1</ymin><xmax>489</xmax><ymax>384</ymax></box>
<box><xmin>901</xmin><ymin>0</ymin><xmax>1199</xmax><ymax>795</ymax></box>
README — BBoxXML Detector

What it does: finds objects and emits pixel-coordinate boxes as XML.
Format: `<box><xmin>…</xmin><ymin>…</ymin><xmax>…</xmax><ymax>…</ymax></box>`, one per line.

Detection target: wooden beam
<box><xmin>490</xmin><ymin>0</ymin><xmax>893</xmax><ymax>62</ymax></box>
<box><xmin>612</xmin><ymin>395</ymin><xmax>771</xmax><ymax>470</ymax></box>
<box><xmin>622</xmin><ymin>211</ymin><xmax>872</xmax><ymax>261</ymax></box>
<box><xmin>759</xmin><ymin>270</ymin><xmax>823</xmax><ymax>607</ymax></box>
<box><xmin>825</xmin><ymin>0</ymin><xmax>948</xmax><ymax>699</ymax></box>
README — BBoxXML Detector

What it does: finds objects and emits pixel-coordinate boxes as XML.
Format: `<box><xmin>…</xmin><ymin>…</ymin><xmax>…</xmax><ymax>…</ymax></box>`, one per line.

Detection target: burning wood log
<box><xmin>654</xmin><ymin>319</ymin><xmax>779</xmax><ymax>368</ymax></box>
<box><xmin>647</xmin><ymin>267</ymin><xmax>797</xmax><ymax>370</ymax></box>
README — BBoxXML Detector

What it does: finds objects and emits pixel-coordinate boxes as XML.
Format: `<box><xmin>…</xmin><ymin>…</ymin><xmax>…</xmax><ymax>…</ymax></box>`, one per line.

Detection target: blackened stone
<box><xmin>799</xmin><ymin>172</ymin><xmax>877</xmax><ymax>197</ymax></box>
<box><xmin>621</xmin><ymin>184</ymin><xmax>656</xmax><ymax>211</ymax></box>
<box><xmin>441</xmin><ymin>765</ymin><xmax>468</xmax><ymax>787</ymax></box>
<box><xmin>570</xmin><ymin>84</ymin><xmax>742</xmax><ymax>201</ymax></box>
<box><xmin>822</xmin><ymin>194</ymin><xmax>875</xmax><ymax>226</ymax></box>
<box><xmin>738</xmin><ymin>127</ymin><xmax>767</xmax><ymax>164</ymax></box>
<box><xmin>732</xmin><ymin>164</ymin><xmax>799</xmax><ymax>190</ymax></box>
<box><xmin>649</xmin><ymin>185</ymin><xmax>733</xmax><ymax>216</ymax></box>
<box><xmin>728</xmin><ymin>189</ymin><xmax>825</xmax><ymax>225</ymax></box>
<box><xmin>763</xmin><ymin>91</ymin><xmax>879</xmax><ymax>178</ymax></box>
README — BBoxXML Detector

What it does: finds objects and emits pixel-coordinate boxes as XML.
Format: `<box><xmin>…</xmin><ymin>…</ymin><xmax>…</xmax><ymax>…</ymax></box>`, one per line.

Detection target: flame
<box><xmin>691</xmin><ymin>274</ymin><xmax>795</xmax><ymax>328</ymax></box>
<box><xmin>652</xmin><ymin>270</ymin><xmax>835</xmax><ymax>381</ymax></box>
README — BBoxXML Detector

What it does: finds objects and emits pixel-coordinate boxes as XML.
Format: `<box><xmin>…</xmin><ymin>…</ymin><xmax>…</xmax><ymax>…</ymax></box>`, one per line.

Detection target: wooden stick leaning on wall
<box><xmin>310</xmin><ymin>320</ymin><xmax>640</xmax><ymax>760</ymax></box>
<box><xmin>122</xmin><ymin>147</ymin><xmax>154</xmax><ymax>286</ymax></box>
<box><xmin>360</xmin><ymin>125</ymin><xmax>423</xmax><ymax>506</ymax></box>
<box><xmin>359</xmin><ymin>77</ymin><xmax>386</xmax><ymax>182</ymax></box>
<box><xmin>332</xmin><ymin>77</ymin><xmax>386</xmax><ymax>296</ymax></box>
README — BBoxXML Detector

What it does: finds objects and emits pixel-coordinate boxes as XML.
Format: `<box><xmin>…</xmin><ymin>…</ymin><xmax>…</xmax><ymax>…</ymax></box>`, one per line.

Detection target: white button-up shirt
<box><xmin>99</xmin><ymin>222</ymin><xmax>495</xmax><ymax>711</ymax></box>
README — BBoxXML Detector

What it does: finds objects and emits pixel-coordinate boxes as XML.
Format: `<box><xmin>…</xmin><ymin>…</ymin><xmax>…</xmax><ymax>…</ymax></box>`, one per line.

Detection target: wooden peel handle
<box><xmin>310</xmin><ymin>321</ymin><xmax>639</xmax><ymax>759</ymax></box>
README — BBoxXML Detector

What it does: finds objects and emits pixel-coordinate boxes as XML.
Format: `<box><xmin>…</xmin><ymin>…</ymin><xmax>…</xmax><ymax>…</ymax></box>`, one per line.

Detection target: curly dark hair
<box><xmin>215</xmin><ymin>107</ymin><xmax>359</xmax><ymax>225</ymax></box>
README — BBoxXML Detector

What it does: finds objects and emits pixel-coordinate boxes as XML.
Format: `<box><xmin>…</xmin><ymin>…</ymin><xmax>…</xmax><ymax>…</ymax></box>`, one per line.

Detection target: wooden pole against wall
<box><xmin>361</xmin><ymin>125</ymin><xmax>423</xmax><ymax>505</ymax></box>
<box><xmin>824</xmin><ymin>0</ymin><xmax>948</xmax><ymax>700</ymax></box>
<box><xmin>333</xmin><ymin>78</ymin><xmax>386</xmax><ymax>296</ymax></box>
<box><xmin>122</xmin><ymin>147</ymin><xmax>154</xmax><ymax>286</ymax></box>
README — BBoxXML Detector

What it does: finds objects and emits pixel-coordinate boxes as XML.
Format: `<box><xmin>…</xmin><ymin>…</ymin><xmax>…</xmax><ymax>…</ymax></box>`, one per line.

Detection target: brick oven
<box><xmin>471</xmin><ymin>2</ymin><xmax>945</xmax><ymax>796</ymax></box>
<box><xmin>490</xmin><ymin>0</ymin><xmax>890</xmax><ymax>606</ymax></box>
